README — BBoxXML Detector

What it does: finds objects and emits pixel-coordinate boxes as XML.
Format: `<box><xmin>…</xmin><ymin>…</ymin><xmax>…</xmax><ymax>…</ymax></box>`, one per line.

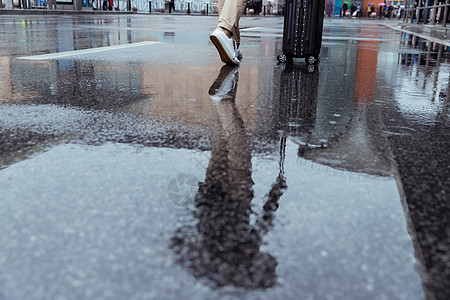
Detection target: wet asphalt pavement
<box><xmin>0</xmin><ymin>14</ymin><xmax>449</xmax><ymax>300</ymax></box>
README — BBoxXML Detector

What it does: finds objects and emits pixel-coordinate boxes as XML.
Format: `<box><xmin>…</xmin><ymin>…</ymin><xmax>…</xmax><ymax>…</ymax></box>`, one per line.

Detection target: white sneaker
<box><xmin>208</xmin><ymin>66</ymin><xmax>239</xmax><ymax>103</ymax></box>
<box><xmin>210</xmin><ymin>27</ymin><xmax>240</xmax><ymax>65</ymax></box>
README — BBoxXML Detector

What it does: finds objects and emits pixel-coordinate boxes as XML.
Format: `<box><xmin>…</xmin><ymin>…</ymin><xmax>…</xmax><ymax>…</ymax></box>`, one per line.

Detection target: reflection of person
<box><xmin>209</xmin><ymin>0</ymin><xmax>246</xmax><ymax>65</ymax></box>
<box><xmin>171</xmin><ymin>66</ymin><xmax>286</xmax><ymax>289</ymax></box>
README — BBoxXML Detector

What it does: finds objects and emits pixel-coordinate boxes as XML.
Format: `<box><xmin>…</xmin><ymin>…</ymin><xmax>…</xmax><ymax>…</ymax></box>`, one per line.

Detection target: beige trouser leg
<box><xmin>218</xmin><ymin>0</ymin><xmax>247</xmax><ymax>45</ymax></box>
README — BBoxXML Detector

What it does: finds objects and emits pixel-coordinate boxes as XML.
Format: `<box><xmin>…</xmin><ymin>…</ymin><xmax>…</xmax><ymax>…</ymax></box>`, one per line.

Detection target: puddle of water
<box><xmin>0</xmin><ymin>16</ymin><xmax>448</xmax><ymax>299</ymax></box>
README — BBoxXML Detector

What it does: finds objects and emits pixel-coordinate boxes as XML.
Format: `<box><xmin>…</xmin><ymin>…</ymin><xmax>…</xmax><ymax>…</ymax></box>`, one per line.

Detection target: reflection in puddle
<box><xmin>398</xmin><ymin>32</ymin><xmax>449</xmax><ymax>66</ymax></box>
<box><xmin>275</xmin><ymin>61</ymin><xmax>393</xmax><ymax>177</ymax></box>
<box><xmin>6</xmin><ymin>59</ymin><xmax>150</xmax><ymax>109</ymax></box>
<box><xmin>171</xmin><ymin>66</ymin><xmax>286</xmax><ymax>289</ymax></box>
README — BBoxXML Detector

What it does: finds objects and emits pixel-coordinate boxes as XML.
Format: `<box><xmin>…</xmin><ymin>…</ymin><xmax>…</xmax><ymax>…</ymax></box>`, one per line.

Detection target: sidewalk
<box><xmin>1</xmin><ymin>8</ymin><xmax>448</xmax><ymax>47</ymax></box>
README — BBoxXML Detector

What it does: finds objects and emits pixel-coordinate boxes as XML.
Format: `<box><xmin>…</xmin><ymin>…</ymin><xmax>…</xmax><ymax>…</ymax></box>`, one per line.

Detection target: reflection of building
<box><xmin>398</xmin><ymin>32</ymin><xmax>448</xmax><ymax>66</ymax></box>
<box><xmin>10</xmin><ymin>63</ymin><xmax>261</xmax><ymax>135</ymax></box>
<box><xmin>10</xmin><ymin>59</ymin><xmax>147</xmax><ymax>109</ymax></box>
<box><xmin>136</xmin><ymin>64</ymin><xmax>260</xmax><ymax>131</ymax></box>
<box><xmin>353</xmin><ymin>28</ymin><xmax>379</xmax><ymax>104</ymax></box>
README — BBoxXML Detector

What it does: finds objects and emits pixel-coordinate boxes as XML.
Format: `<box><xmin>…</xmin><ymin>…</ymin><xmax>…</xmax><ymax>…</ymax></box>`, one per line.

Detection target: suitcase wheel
<box><xmin>306</xmin><ymin>55</ymin><xmax>316</xmax><ymax>65</ymax></box>
<box><xmin>277</xmin><ymin>54</ymin><xmax>287</xmax><ymax>63</ymax></box>
<box><xmin>277</xmin><ymin>54</ymin><xmax>294</xmax><ymax>64</ymax></box>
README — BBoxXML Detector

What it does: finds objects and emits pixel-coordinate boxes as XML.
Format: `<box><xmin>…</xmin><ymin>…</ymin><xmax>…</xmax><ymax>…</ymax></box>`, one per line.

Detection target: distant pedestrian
<box><xmin>267</xmin><ymin>1</ymin><xmax>273</xmax><ymax>15</ymax></box>
<box><xmin>209</xmin><ymin>0</ymin><xmax>246</xmax><ymax>65</ymax></box>
<box><xmin>169</xmin><ymin>0</ymin><xmax>175</xmax><ymax>13</ymax></box>
<box><xmin>102</xmin><ymin>0</ymin><xmax>107</xmax><ymax>10</ymax></box>
<box><xmin>369</xmin><ymin>4</ymin><xmax>375</xmax><ymax>18</ymax></box>
<box><xmin>387</xmin><ymin>5</ymin><xmax>393</xmax><ymax>18</ymax></box>
<box><xmin>356</xmin><ymin>4</ymin><xmax>361</xmax><ymax>17</ymax></box>
<box><xmin>350</xmin><ymin>3</ymin><xmax>356</xmax><ymax>17</ymax></box>
<box><xmin>256</xmin><ymin>0</ymin><xmax>262</xmax><ymax>14</ymax></box>
<box><xmin>342</xmin><ymin>2</ymin><xmax>348</xmax><ymax>17</ymax></box>
<box><xmin>326</xmin><ymin>0</ymin><xmax>331</xmax><ymax>17</ymax></box>
<box><xmin>398</xmin><ymin>6</ymin><xmax>403</xmax><ymax>19</ymax></box>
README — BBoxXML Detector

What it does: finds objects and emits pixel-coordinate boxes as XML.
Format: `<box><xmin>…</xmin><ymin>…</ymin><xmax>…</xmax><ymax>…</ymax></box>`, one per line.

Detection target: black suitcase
<box><xmin>277</xmin><ymin>0</ymin><xmax>326</xmax><ymax>64</ymax></box>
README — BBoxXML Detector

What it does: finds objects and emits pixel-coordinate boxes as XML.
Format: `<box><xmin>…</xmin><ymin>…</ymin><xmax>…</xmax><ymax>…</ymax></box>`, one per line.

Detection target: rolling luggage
<box><xmin>277</xmin><ymin>0</ymin><xmax>326</xmax><ymax>64</ymax></box>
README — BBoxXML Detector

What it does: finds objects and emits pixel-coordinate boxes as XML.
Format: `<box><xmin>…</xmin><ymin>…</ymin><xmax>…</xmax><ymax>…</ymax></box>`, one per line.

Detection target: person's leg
<box><xmin>217</xmin><ymin>0</ymin><xmax>232</xmax><ymax>38</ymax></box>
<box><xmin>233</xmin><ymin>20</ymin><xmax>241</xmax><ymax>46</ymax></box>
<box><xmin>218</xmin><ymin>0</ymin><xmax>247</xmax><ymax>44</ymax></box>
<box><xmin>211</xmin><ymin>0</ymin><xmax>246</xmax><ymax>64</ymax></box>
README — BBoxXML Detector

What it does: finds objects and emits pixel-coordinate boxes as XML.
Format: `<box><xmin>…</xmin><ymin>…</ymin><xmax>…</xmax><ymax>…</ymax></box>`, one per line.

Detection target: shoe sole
<box><xmin>210</xmin><ymin>35</ymin><xmax>236</xmax><ymax>65</ymax></box>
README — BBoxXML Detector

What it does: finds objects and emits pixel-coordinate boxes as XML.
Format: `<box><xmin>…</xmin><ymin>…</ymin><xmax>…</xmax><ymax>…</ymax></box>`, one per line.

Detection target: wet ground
<box><xmin>0</xmin><ymin>14</ymin><xmax>449</xmax><ymax>300</ymax></box>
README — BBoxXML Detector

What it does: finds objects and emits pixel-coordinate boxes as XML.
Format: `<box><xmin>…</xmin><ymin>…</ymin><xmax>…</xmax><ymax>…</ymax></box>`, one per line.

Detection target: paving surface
<box><xmin>0</xmin><ymin>14</ymin><xmax>449</xmax><ymax>300</ymax></box>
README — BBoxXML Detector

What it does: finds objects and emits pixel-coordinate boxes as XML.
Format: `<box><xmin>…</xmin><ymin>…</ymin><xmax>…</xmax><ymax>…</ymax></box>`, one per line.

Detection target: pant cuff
<box><xmin>217</xmin><ymin>21</ymin><xmax>233</xmax><ymax>34</ymax></box>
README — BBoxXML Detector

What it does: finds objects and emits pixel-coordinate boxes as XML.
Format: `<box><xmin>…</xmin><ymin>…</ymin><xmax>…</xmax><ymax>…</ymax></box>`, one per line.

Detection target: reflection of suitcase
<box><xmin>277</xmin><ymin>65</ymin><xmax>319</xmax><ymax>136</ymax></box>
<box><xmin>277</xmin><ymin>0</ymin><xmax>326</xmax><ymax>64</ymax></box>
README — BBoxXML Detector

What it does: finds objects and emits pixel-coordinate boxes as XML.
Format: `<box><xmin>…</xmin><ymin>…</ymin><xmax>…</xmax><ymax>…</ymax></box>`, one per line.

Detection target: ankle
<box><xmin>220</xmin><ymin>27</ymin><xmax>232</xmax><ymax>39</ymax></box>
